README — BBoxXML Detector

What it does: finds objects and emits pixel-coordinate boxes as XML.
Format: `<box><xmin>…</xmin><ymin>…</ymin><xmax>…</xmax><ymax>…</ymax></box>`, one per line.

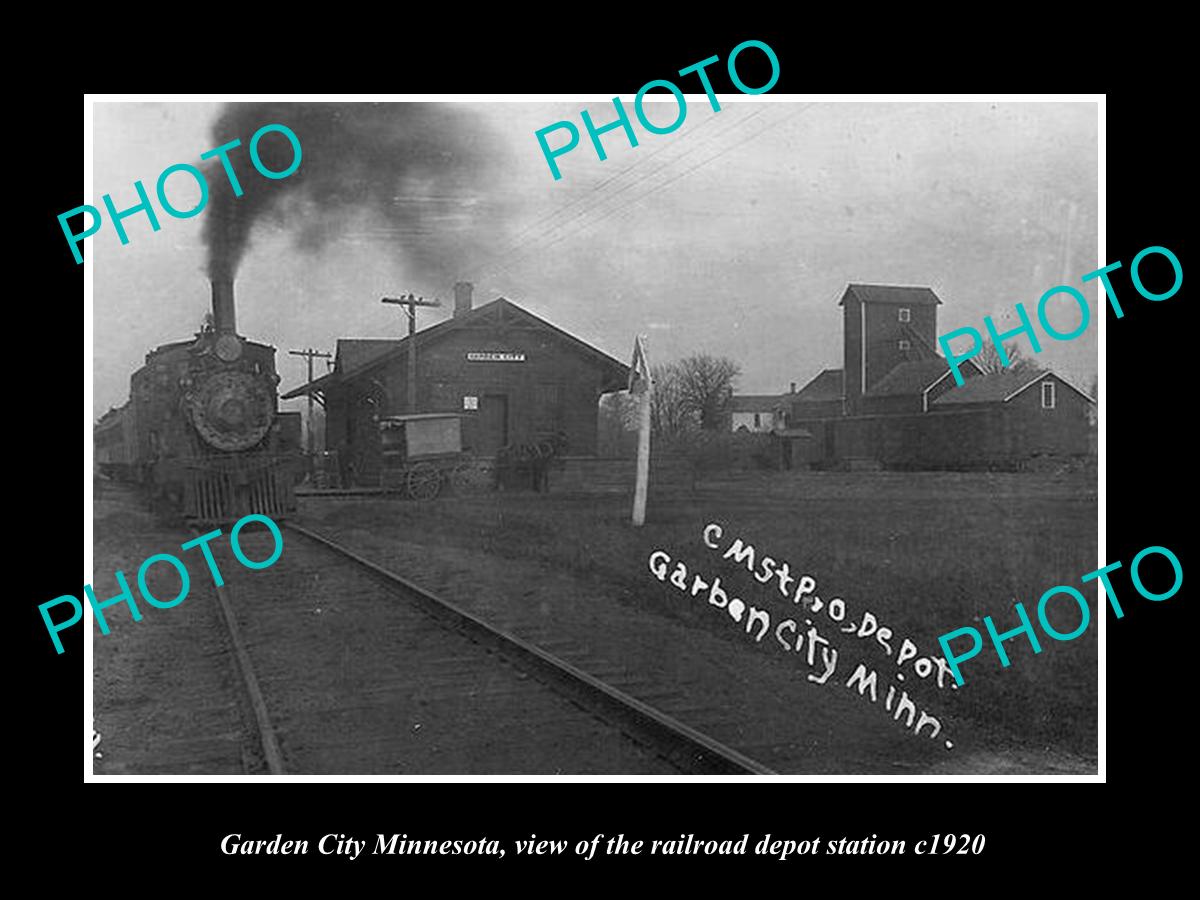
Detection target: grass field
<box><xmin>298</xmin><ymin>469</ymin><xmax>1098</xmax><ymax>771</ymax></box>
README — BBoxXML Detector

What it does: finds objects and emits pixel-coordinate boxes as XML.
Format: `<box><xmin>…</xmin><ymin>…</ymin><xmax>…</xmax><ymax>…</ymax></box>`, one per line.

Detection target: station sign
<box><xmin>466</xmin><ymin>352</ymin><xmax>526</xmax><ymax>362</ymax></box>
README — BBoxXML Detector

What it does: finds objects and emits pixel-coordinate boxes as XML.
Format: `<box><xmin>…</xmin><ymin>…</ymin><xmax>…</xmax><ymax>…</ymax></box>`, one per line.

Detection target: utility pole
<box><xmin>381</xmin><ymin>293</ymin><xmax>442</xmax><ymax>413</ymax></box>
<box><xmin>288</xmin><ymin>347</ymin><xmax>332</xmax><ymax>453</ymax></box>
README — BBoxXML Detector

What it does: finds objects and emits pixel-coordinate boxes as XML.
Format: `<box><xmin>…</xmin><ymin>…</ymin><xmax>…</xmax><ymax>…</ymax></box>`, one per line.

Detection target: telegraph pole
<box><xmin>288</xmin><ymin>347</ymin><xmax>332</xmax><ymax>452</ymax></box>
<box><xmin>381</xmin><ymin>293</ymin><xmax>442</xmax><ymax>413</ymax></box>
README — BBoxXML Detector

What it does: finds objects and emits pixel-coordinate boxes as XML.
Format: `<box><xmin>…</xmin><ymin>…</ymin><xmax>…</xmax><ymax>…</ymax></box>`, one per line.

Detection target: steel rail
<box><xmin>194</xmin><ymin>528</ymin><xmax>287</xmax><ymax>775</ymax></box>
<box><xmin>284</xmin><ymin>522</ymin><xmax>777</xmax><ymax>776</ymax></box>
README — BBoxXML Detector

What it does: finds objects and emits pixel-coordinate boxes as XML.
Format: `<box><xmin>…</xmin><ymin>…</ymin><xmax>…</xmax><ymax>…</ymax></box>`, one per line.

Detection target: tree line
<box><xmin>601</xmin><ymin>353</ymin><xmax>743</xmax><ymax>449</ymax></box>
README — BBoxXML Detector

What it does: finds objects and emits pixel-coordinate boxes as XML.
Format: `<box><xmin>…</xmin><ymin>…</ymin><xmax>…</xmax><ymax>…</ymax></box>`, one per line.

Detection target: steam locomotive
<box><xmin>94</xmin><ymin>279</ymin><xmax>301</xmax><ymax>522</ymax></box>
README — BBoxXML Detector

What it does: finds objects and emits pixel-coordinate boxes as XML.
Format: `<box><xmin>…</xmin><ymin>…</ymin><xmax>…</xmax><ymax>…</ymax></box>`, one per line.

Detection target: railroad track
<box><xmin>208</xmin><ymin>521</ymin><xmax>775</xmax><ymax>775</ymax></box>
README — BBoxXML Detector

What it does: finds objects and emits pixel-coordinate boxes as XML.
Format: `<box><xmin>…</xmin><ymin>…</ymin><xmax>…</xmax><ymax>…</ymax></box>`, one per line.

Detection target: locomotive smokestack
<box><xmin>211</xmin><ymin>278</ymin><xmax>237</xmax><ymax>335</ymax></box>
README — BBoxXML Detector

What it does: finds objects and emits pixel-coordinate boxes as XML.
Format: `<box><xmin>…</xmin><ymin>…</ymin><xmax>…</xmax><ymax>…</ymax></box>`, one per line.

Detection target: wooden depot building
<box><xmin>283</xmin><ymin>283</ymin><xmax>629</xmax><ymax>485</ymax></box>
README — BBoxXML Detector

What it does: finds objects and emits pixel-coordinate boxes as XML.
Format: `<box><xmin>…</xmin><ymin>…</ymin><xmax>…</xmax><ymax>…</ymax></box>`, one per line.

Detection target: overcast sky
<box><xmin>91</xmin><ymin>99</ymin><xmax>1098</xmax><ymax>417</ymax></box>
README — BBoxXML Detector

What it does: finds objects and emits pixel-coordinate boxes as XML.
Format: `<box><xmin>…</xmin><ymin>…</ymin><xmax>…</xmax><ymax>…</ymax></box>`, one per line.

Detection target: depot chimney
<box><xmin>211</xmin><ymin>278</ymin><xmax>237</xmax><ymax>335</ymax></box>
<box><xmin>454</xmin><ymin>281</ymin><xmax>473</xmax><ymax>319</ymax></box>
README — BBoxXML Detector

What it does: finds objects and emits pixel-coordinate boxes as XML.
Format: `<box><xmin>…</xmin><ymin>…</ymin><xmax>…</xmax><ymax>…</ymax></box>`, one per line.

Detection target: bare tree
<box><xmin>676</xmin><ymin>354</ymin><xmax>741</xmax><ymax>431</ymax></box>
<box><xmin>649</xmin><ymin>362</ymin><xmax>697</xmax><ymax>438</ymax></box>
<box><xmin>976</xmin><ymin>341</ymin><xmax>1044</xmax><ymax>376</ymax></box>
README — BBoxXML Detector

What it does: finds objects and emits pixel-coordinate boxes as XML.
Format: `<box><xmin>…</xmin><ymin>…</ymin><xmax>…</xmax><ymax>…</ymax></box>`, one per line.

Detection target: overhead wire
<box><xmin>489</xmin><ymin>101</ymin><xmax>757</xmax><ymax>254</ymax></box>
<box><xmin>465</xmin><ymin>104</ymin><xmax>770</xmax><ymax>285</ymax></box>
<box><xmin>481</xmin><ymin>104</ymin><xmax>814</xmax><ymax>281</ymax></box>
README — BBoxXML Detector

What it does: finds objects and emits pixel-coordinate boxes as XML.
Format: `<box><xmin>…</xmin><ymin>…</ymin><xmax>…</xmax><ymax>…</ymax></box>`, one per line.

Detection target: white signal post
<box><xmin>630</xmin><ymin>335</ymin><xmax>653</xmax><ymax>527</ymax></box>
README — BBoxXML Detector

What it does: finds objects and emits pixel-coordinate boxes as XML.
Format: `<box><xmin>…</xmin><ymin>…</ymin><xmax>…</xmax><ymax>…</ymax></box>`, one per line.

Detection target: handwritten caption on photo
<box><xmin>648</xmin><ymin>522</ymin><xmax>956</xmax><ymax>750</ymax></box>
<box><xmin>42</xmin><ymin>514</ymin><xmax>283</xmax><ymax>654</ymax></box>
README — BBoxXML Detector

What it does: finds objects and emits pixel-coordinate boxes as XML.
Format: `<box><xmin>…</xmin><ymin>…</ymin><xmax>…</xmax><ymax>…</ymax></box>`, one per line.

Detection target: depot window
<box><xmin>1042</xmin><ymin>382</ymin><xmax>1056</xmax><ymax>409</ymax></box>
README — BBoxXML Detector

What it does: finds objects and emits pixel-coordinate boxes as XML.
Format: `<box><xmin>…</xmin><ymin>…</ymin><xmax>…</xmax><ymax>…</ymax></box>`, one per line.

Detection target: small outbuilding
<box><xmin>729</xmin><ymin>395</ymin><xmax>788</xmax><ymax>432</ymax></box>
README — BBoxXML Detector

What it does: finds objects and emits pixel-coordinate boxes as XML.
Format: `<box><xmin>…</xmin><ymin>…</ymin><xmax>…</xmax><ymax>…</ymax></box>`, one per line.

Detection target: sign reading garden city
<box><xmin>466</xmin><ymin>352</ymin><xmax>526</xmax><ymax>362</ymax></box>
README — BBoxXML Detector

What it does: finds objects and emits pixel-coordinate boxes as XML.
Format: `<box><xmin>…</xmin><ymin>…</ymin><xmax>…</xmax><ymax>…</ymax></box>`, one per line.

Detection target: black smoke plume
<box><xmin>202</xmin><ymin>102</ymin><xmax>507</xmax><ymax>283</ymax></box>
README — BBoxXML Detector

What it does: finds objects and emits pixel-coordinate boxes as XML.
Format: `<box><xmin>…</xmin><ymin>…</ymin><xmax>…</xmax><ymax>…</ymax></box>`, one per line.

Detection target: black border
<box><xmin>23</xmin><ymin>25</ymin><xmax>1186</xmax><ymax>880</ymax></box>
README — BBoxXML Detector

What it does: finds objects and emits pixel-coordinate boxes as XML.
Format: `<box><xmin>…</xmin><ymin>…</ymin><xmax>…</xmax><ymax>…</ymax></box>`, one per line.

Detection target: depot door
<box><xmin>478</xmin><ymin>394</ymin><xmax>509</xmax><ymax>455</ymax></box>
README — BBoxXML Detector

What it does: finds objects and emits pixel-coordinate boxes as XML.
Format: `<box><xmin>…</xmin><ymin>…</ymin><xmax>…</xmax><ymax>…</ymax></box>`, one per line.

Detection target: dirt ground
<box><xmin>296</xmin><ymin>469</ymin><xmax>1098</xmax><ymax>774</ymax></box>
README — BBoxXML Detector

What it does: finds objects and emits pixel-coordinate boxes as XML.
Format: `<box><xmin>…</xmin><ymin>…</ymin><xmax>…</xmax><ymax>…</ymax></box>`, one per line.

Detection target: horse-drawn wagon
<box><xmin>378</xmin><ymin>413</ymin><xmax>492</xmax><ymax>500</ymax></box>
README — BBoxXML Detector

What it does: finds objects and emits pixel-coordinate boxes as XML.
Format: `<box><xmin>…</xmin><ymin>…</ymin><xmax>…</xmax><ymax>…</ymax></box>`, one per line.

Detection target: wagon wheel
<box><xmin>406</xmin><ymin>462</ymin><xmax>442</xmax><ymax>500</ymax></box>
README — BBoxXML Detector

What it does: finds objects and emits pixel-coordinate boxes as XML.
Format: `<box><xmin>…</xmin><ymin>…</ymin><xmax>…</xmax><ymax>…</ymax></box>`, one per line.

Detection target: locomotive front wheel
<box><xmin>406</xmin><ymin>463</ymin><xmax>442</xmax><ymax>501</ymax></box>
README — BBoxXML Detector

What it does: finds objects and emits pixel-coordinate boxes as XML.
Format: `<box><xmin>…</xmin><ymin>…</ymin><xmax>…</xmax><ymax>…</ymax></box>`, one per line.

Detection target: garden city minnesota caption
<box><xmin>221</xmin><ymin>832</ymin><xmax>985</xmax><ymax>860</ymax></box>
